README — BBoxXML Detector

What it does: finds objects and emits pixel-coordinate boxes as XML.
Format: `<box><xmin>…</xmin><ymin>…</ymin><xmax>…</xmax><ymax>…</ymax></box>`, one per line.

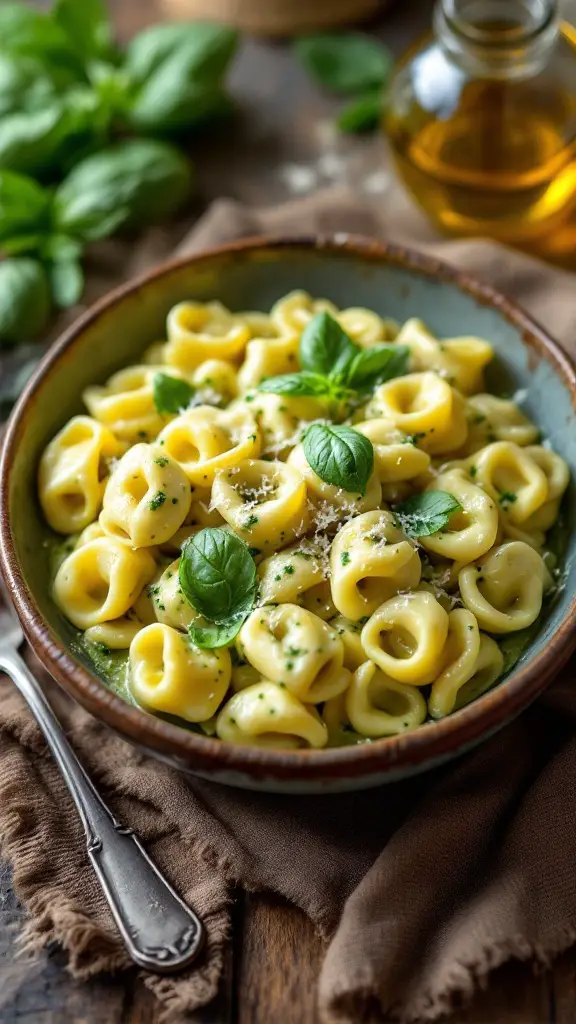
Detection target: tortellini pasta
<box><xmin>211</xmin><ymin>458</ymin><xmax>310</xmax><ymax>554</ymax></box>
<box><xmin>157</xmin><ymin>405</ymin><xmax>260</xmax><ymax>485</ymax></box>
<box><xmin>54</xmin><ymin>537</ymin><xmax>156</xmax><ymax>630</ymax></box>
<box><xmin>346</xmin><ymin>661</ymin><xmax>428</xmax><ymax>737</ymax></box>
<box><xmin>419</xmin><ymin>467</ymin><xmax>499</xmax><ymax>562</ymax></box>
<box><xmin>216</xmin><ymin>682</ymin><xmax>328</xmax><ymax>749</ymax></box>
<box><xmin>129</xmin><ymin>623</ymin><xmax>231</xmax><ymax>722</ymax></box>
<box><xmin>365</xmin><ymin>372</ymin><xmax>468</xmax><ymax>454</ymax></box>
<box><xmin>100</xmin><ymin>443</ymin><xmax>191</xmax><ymax>546</ymax></box>
<box><xmin>330</xmin><ymin>510</ymin><xmax>421</xmax><ymax>620</ymax></box>
<box><xmin>164</xmin><ymin>301</ymin><xmax>250</xmax><ymax>369</ymax></box>
<box><xmin>39</xmin><ymin>416</ymin><xmax>123</xmax><ymax>534</ymax></box>
<box><xmin>458</xmin><ymin>541</ymin><xmax>552</xmax><ymax>633</ymax></box>
<box><xmin>83</xmin><ymin>365</ymin><xmax>189</xmax><ymax>443</ymax></box>
<box><xmin>41</xmin><ymin>294</ymin><xmax>568</xmax><ymax>749</ymax></box>
<box><xmin>238</xmin><ymin>604</ymin><xmax>350</xmax><ymax>703</ymax></box>
<box><xmin>396</xmin><ymin>318</ymin><xmax>493</xmax><ymax>394</ymax></box>
<box><xmin>362</xmin><ymin>591</ymin><xmax>449</xmax><ymax>685</ymax></box>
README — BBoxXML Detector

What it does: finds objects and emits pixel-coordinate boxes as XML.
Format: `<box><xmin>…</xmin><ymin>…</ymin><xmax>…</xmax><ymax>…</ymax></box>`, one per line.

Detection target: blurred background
<box><xmin>2</xmin><ymin>0</ymin><xmax>576</xmax><ymax>404</ymax></box>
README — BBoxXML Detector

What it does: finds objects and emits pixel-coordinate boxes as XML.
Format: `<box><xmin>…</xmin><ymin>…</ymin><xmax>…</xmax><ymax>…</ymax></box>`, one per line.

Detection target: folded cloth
<box><xmin>1</xmin><ymin>187</ymin><xmax>576</xmax><ymax>1024</ymax></box>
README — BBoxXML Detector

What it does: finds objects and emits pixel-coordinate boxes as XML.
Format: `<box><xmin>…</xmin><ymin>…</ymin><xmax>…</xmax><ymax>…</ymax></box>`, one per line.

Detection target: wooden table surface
<box><xmin>2</xmin><ymin>2</ymin><xmax>576</xmax><ymax>1022</ymax></box>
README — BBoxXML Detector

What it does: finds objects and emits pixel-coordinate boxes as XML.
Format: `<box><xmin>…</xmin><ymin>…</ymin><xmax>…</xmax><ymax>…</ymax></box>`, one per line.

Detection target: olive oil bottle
<box><xmin>386</xmin><ymin>0</ymin><xmax>576</xmax><ymax>248</ymax></box>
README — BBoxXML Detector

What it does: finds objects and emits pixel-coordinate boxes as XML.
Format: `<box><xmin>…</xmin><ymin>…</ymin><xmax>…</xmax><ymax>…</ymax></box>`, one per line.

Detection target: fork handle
<box><xmin>0</xmin><ymin>646</ymin><xmax>204</xmax><ymax>973</ymax></box>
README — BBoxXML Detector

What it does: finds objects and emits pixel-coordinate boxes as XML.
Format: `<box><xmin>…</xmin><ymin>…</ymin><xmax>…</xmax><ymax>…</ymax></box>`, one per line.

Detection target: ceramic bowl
<box><xmin>1</xmin><ymin>237</ymin><xmax>575</xmax><ymax>793</ymax></box>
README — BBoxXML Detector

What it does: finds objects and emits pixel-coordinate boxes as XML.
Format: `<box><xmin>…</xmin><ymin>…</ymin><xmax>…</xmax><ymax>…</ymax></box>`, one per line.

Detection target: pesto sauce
<box><xmin>72</xmin><ymin>637</ymin><xmax>132</xmax><ymax>701</ymax></box>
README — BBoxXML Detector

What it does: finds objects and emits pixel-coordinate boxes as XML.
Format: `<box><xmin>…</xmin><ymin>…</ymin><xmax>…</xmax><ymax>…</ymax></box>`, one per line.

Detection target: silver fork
<box><xmin>0</xmin><ymin>606</ymin><xmax>205</xmax><ymax>973</ymax></box>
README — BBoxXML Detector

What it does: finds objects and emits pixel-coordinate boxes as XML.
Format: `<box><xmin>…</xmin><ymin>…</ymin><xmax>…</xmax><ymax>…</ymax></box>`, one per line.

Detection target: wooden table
<box><xmin>2</xmin><ymin>2</ymin><xmax>576</xmax><ymax>1021</ymax></box>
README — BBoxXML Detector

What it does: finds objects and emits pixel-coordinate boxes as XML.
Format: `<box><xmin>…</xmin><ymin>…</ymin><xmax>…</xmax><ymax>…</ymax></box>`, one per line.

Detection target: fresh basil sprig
<box><xmin>294</xmin><ymin>33</ymin><xmax>391</xmax><ymax>135</ymax></box>
<box><xmin>259</xmin><ymin>312</ymin><xmax>409</xmax><ymax>410</ymax></box>
<box><xmin>300</xmin><ymin>311</ymin><xmax>357</xmax><ymax>377</ymax></box>
<box><xmin>179</xmin><ymin>528</ymin><xmax>258</xmax><ymax>649</ymax></box>
<box><xmin>394</xmin><ymin>491</ymin><xmax>462</xmax><ymax>538</ymax></box>
<box><xmin>258</xmin><ymin>371</ymin><xmax>334</xmax><ymax>399</ymax></box>
<box><xmin>153</xmin><ymin>372</ymin><xmax>195</xmax><ymax>415</ymax></box>
<box><xmin>303</xmin><ymin>423</ymin><xmax>374</xmax><ymax>496</ymax></box>
<box><xmin>0</xmin><ymin>4</ymin><xmax>238</xmax><ymax>346</ymax></box>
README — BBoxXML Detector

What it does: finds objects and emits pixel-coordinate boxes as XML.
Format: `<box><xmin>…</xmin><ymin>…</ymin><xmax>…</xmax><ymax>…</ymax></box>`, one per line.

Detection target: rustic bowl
<box><xmin>1</xmin><ymin>237</ymin><xmax>575</xmax><ymax>793</ymax></box>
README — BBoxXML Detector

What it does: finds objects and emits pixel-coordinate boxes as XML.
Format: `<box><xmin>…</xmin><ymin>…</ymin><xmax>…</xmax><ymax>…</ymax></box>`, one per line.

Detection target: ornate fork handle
<box><xmin>0</xmin><ymin>645</ymin><xmax>204</xmax><ymax>973</ymax></box>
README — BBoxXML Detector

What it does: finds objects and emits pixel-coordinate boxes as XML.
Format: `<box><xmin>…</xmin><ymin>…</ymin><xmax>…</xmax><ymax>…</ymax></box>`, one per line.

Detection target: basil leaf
<box><xmin>0</xmin><ymin>93</ymin><xmax>101</xmax><ymax>178</ymax></box>
<box><xmin>294</xmin><ymin>34</ymin><xmax>392</xmax><ymax>95</ymax></box>
<box><xmin>344</xmin><ymin>344</ymin><xmax>410</xmax><ymax>390</ymax></box>
<box><xmin>153</xmin><ymin>372</ymin><xmax>195</xmax><ymax>414</ymax></box>
<box><xmin>179</xmin><ymin>528</ymin><xmax>258</xmax><ymax>623</ymax></box>
<box><xmin>188</xmin><ymin>614</ymin><xmax>245</xmax><ymax>649</ymax></box>
<box><xmin>394</xmin><ymin>491</ymin><xmax>462</xmax><ymax>538</ymax></box>
<box><xmin>0</xmin><ymin>233</ymin><xmax>46</xmax><ymax>256</ymax></box>
<box><xmin>53</xmin><ymin>140</ymin><xmax>192</xmax><ymax>239</ymax></box>
<box><xmin>303</xmin><ymin>423</ymin><xmax>374</xmax><ymax>496</ymax></box>
<box><xmin>0</xmin><ymin>170</ymin><xmax>50</xmax><ymax>243</ymax></box>
<box><xmin>125</xmin><ymin>22</ymin><xmax>238</xmax><ymax>134</ymax></box>
<box><xmin>126</xmin><ymin>22</ymin><xmax>237</xmax><ymax>82</ymax></box>
<box><xmin>259</xmin><ymin>372</ymin><xmax>334</xmax><ymax>397</ymax></box>
<box><xmin>40</xmin><ymin>233</ymin><xmax>83</xmax><ymax>262</ymax></box>
<box><xmin>0</xmin><ymin>55</ymin><xmax>61</xmax><ymax>118</ymax></box>
<box><xmin>299</xmin><ymin>312</ymin><xmax>357</xmax><ymax>379</ymax></box>
<box><xmin>338</xmin><ymin>90</ymin><xmax>382</xmax><ymax>133</ymax></box>
<box><xmin>53</xmin><ymin>0</ymin><xmax>114</xmax><ymax>61</ymax></box>
<box><xmin>0</xmin><ymin>4</ymin><xmax>84</xmax><ymax>82</ymax></box>
<box><xmin>48</xmin><ymin>258</ymin><xmax>84</xmax><ymax>309</ymax></box>
<box><xmin>0</xmin><ymin>258</ymin><xmax>50</xmax><ymax>347</ymax></box>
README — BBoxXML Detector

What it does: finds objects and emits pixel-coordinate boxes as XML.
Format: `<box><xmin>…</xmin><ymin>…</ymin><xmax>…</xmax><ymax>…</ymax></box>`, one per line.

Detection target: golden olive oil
<box><xmin>386</xmin><ymin>5</ymin><xmax>576</xmax><ymax>247</ymax></box>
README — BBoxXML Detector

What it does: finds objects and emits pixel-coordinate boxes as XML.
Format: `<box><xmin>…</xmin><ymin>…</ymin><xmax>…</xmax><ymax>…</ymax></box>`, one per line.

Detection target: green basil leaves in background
<box><xmin>259</xmin><ymin>312</ymin><xmax>409</xmax><ymax>411</ymax></box>
<box><xmin>0</xmin><ymin>136</ymin><xmax>193</xmax><ymax>342</ymax></box>
<box><xmin>153</xmin><ymin>372</ymin><xmax>195</xmax><ymax>414</ymax></box>
<box><xmin>125</xmin><ymin>22</ymin><xmax>238</xmax><ymax>134</ymax></box>
<box><xmin>337</xmin><ymin>91</ymin><xmax>383</xmax><ymax>134</ymax></box>
<box><xmin>0</xmin><ymin>54</ymin><xmax>61</xmax><ymax>118</ymax></box>
<box><xmin>0</xmin><ymin>171</ymin><xmax>50</xmax><ymax>244</ymax></box>
<box><xmin>52</xmin><ymin>0</ymin><xmax>115</xmax><ymax>63</ymax></box>
<box><xmin>294</xmin><ymin>33</ymin><xmax>392</xmax><ymax>134</ymax></box>
<box><xmin>179</xmin><ymin>528</ymin><xmax>258</xmax><ymax>648</ymax></box>
<box><xmin>294</xmin><ymin>34</ymin><xmax>392</xmax><ymax>94</ymax></box>
<box><xmin>0</xmin><ymin>3</ymin><xmax>84</xmax><ymax>82</ymax></box>
<box><xmin>53</xmin><ymin>139</ymin><xmax>193</xmax><ymax>238</ymax></box>
<box><xmin>48</xmin><ymin>257</ymin><xmax>84</xmax><ymax>309</ymax></box>
<box><xmin>303</xmin><ymin>423</ymin><xmax>374</xmax><ymax>496</ymax></box>
<box><xmin>0</xmin><ymin>2</ymin><xmax>238</xmax><ymax>347</ymax></box>
<box><xmin>0</xmin><ymin>258</ymin><xmax>51</xmax><ymax>347</ymax></box>
<box><xmin>394</xmin><ymin>491</ymin><xmax>463</xmax><ymax>538</ymax></box>
<box><xmin>0</xmin><ymin>94</ymin><xmax>101</xmax><ymax>177</ymax></box>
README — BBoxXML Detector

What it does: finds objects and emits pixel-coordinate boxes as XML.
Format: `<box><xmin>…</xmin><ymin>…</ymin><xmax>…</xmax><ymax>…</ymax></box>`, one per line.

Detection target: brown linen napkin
<box><xmin>1</xmin><ymin>189</ymin><xmax>576</xmax><ymax>1024</ymax></box>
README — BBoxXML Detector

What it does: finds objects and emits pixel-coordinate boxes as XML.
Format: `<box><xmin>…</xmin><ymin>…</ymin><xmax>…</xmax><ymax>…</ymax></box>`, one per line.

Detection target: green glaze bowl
<box><xmin>1</xmin><ymin>237</ymin><xmax>575</xmax><ymax>793</ymax></box>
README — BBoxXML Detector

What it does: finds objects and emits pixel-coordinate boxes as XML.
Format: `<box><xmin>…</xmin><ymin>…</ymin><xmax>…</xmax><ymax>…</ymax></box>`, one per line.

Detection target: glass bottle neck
<box><xmin>435</xmin><ymin>0</ymin><xmax>560</xmax><ymax>79</ymax></box>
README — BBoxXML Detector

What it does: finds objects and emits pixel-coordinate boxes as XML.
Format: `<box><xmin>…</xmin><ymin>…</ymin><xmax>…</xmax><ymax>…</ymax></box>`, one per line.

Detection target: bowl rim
<box><xmin>1</xmin><ymin>233</ymin><xmax>575</xmax><ymax>783</ymax></box>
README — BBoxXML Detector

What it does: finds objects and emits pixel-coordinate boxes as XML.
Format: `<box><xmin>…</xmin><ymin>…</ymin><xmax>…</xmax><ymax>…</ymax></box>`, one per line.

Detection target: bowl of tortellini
<box><xmin>1</xmin><ymin>236</ymin><xmax>575</xmax><ymax>793</ymax></box>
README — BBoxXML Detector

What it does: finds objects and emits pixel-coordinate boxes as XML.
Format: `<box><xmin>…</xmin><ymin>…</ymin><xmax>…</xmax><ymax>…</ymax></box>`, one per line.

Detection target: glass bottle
<box><xmin>385</xmin><ymin>0</ymin><xmax>576</xmax><ymax>245</ymax></box>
